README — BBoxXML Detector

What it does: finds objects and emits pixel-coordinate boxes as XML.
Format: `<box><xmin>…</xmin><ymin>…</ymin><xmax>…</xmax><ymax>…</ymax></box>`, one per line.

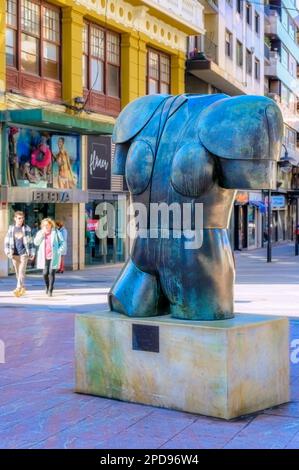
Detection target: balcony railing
<box><xmin>149</xmin><ymin>0</ymin><xmax>203</xmax><ymax>28</ymax></box>
<box><xmin>264</xmin><ymin>43</ymin><xmax>270</xmax><ymax>61</ymax></box>
<box><xmin>188</xmin><ymin>35</ymin><xmax>218</xmax><ymax>64</ymax></box>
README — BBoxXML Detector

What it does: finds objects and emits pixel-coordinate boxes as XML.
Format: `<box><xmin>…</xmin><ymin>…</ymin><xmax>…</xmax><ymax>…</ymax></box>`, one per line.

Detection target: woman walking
<box><xmin>34</xmin><ymin>218</ymin><xmax>65</xmax><ymax>297</ymax></box>
<box><xmin>56</xmin><ymin>221</ymin><xmax>68</xmax><ymax>273</ymax></box>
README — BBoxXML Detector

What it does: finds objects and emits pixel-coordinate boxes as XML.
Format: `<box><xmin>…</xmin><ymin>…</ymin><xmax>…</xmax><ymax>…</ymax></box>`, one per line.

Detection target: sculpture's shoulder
<box><xmin>198</xmin><ymin>95</ymin><xmax>283</xmax><ymax>160</ymax></box>
<box><xmin>112</xmin><ymin>94</ymin><xmax>170</xmax><ymax>144</ymax></box>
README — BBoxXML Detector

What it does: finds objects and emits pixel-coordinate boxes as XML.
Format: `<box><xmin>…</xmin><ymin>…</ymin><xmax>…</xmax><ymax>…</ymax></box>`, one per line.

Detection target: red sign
<box><xmin>87</xmin><ymin>219</ymin><xmax>98</xmax><ymax>231</ymax></box>
<box><xmin>235</xmin><ymin>191</ymin><xmax>249</xmax><ymax>205</ymax></box>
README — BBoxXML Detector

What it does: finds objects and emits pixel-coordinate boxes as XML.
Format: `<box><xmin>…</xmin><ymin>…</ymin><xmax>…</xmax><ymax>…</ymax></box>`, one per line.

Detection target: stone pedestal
<box><xmin>75</xmin><ymin>311</ymin><xmax>289</xmax><ymax>419</ymax></box>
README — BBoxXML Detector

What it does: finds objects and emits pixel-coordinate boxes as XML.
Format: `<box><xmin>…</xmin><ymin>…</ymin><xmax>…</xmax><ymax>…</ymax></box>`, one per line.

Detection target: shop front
<box><xmin>0</xmin><ymin>109</ymin><xmax>114</xmax><ymax>276</ymax></box>
<box><xmin>85</xmin><ymin>135</ymin><xmax>129</xmax><ymax>266</ymax></box>
<box><xmin>247</xmin><ymin>192</ymin><xmax>265</xmax><ymax>250</ymax></box>
<box><xmin>233</xmin><ymin>191</ymin><xmax>265</xmax><ymax>250</ymax></box>
<box><xmin>233</xmin><ymin>192</ymin><xmax>249</xmax><ymax>250</ymax></box>
<box><xmin>270</xmin><ymin>194</ymin><xmax>288</xmax><ymax>243</ymax></box>
<box><xmin>2</xmin><ymin>188</ymin><xmax>88</xmax><ymax>275</ymax></box>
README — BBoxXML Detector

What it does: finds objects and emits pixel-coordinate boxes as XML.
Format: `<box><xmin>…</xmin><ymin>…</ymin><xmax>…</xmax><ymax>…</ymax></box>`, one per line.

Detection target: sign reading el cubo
<box><xmin>32</xmin><ymin>191</ymin><xmax>71</xmax><ymax>203</ymax></box>
<box><xmin>87</xmin><ymin>135</ymin><xmax>112</xmax><ymax>191</ymax></box>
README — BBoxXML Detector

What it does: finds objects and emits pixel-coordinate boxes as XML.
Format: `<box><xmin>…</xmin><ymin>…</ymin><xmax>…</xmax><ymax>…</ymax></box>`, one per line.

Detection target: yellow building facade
<box><xmin>0</xmin><ymin>0</ymin><xmax>204</xmax><ymax>276</ymax></box>
<box><xmin>0</xmin><ymin>0</ymin><xmax>202</xmax><ymax>109</ymax></box>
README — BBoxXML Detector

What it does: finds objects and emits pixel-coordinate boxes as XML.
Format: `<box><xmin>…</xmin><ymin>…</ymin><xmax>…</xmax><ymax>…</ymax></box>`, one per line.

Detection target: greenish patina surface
<box><xmin>75</xmin><ymin>311</ymin><xmax>289</xmax><ymax>419</ymax></box>
<box><xmin>109</xmin><ymin>94</ymin><xmax>283</xmax><ymax>321</ymax></box>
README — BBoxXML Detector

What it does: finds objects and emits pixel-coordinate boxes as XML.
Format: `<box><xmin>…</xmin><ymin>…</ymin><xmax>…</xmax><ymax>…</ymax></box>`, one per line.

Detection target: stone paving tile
<box><xmin>95</xmin><ymin>408</ymin><xmax>198</xmax><ymax>449</ymax></box>
<box><xmin>28</xmin><ymin>402</ymin><xmax>155</xmax><ymax>449</ymax></box>
<box><xmin>0</xmin><ymin>394</ymin><xmax>113</xmax><ymax>449</ymax></box>
<box><xmin>0</xmin><ymin>251</ymin><xmax>299</xmax><ymax>449</ymax></box>
<box><xmin>291</xmin><ymin>378</ymin><xmax>299</xmax><ymax>402</ymax></box>
<box><xmin>285</xmin><ymin>430</ymin><xmax>299</xmax><ymax>448</ymax></box>
<box><xmin>0</xmin><ymin>385</ymin><xmax>79</xmax><ymax>431</ymax></box>
<box><xmin>223</xmin><ymin>414</ymin><xmax>299</xmax><ymax>449</ymax></box>
<box><xmin>0</xmin><ymin>365</ymin><xmax>73</xmax><ymax>406</ymax></box>
<box><xmin>0</xmin><ymin>357</ymin><xmax>72</xmax><ymax>382</ymax></box>
<box><xmin>160</xmin><ymin>414</ymin><xmax>253</xmax><ymax>449</ymax></box>
<box><xmin>264</xmin><ymin>401</ymin><xmax>299</xmax><ymax>419</ymax></box>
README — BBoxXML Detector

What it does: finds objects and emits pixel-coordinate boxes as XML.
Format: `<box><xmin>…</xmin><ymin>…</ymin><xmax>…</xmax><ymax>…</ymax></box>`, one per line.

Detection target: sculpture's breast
<box><xmin>170</xmin><ymin>143</ymin><xmax>215</xmax><ymax>198</ymax></box>
<box><xmin>125</xmin><ymin>140</ymin><xmax>154</xmax><ymax>195</ymax></box>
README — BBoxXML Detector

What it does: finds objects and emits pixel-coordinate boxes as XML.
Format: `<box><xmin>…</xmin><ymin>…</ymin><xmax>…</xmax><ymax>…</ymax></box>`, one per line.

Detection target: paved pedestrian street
<box><xmin>1</xmin><ymin>243</ymin><xmax>299</xmax><ymax>449</ymax></box>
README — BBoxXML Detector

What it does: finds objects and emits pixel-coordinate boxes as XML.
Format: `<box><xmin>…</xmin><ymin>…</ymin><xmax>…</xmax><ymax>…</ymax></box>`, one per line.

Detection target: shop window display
<box><xmin>7</xmin><ymin>127</ymin><xmax>80</xmax><ymax>189</ymax></box>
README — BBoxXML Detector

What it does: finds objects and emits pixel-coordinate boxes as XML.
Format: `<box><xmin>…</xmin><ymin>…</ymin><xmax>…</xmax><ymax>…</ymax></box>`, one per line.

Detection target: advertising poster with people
<box><xmin>51</xmin><ymin>135</ymin><xmax>80</xmax><ymax>189</ymax></box>
<box><xmin>7</xmin><ymin>127</ymin><xmax>80</xmax><ymax>189</ymax></box>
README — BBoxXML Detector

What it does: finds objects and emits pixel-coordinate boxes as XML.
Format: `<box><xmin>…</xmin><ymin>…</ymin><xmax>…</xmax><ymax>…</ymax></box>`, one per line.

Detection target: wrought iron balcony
<box><xmin>264</xmin><ymin>43</ymin><xmax>270</xmax><ymax>62</ymax></box>
<box><xmin>187</xmin><ymin>35</ymin><xmax>218</xmax><ymax>64</ymax></box>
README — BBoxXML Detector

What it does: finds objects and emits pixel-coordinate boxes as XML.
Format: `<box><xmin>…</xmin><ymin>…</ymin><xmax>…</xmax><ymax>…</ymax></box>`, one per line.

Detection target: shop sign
<box><xmin>249</xmin><ymin>192</ymin><xmax>262</xmax><ymax>202</ymax></box>
<box><xmin>87</xmin><ymin>219</ymin><xmax>99</xmax><ymax>231</ymax></box>
<box><xmin>271</xmin><ymin>195</ymin><xmax>286</xmax><ymax>209</ymax></box>
<box><xmin>265</xmin><ymin>195</ymin><xmax>286</xmax><ymax>209</ymax></box>
<box><xmin>32</xmin><ymin>191</ymin><xmax>71</xmax><ymax>203</ymax></box>
<box><xmin>235</xmin><ymin>191</ymin><xmax>249</xmax><ymax>205</ymax></box>
<box><xmin>87</xmin><ymin>136</ymin><xmax>111</xmax><ymax>190</ymax></box>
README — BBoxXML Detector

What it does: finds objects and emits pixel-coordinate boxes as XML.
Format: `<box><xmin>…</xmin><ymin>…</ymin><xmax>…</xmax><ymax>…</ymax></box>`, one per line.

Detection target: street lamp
<box><xmin>278</xmin><ymin>146</ymin><xmax>299</xmax><ymax>256</ymax></box>
<box><xmin>267</xmin><ymin>144</ymin><xmax>294</xmax><ymax>262</ymax></box>
<box><xmin>295</xmin><ymin>193</ymin><xmax>299</xmax><ymax>256</ymax></box>
<box><xmin>292</xmin><ymin>163</ymin><xmax>299</xmax><ymax>256</ymax></box>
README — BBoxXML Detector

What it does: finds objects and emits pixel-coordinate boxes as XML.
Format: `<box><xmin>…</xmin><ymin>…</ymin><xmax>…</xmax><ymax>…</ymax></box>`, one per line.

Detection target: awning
<box><xmin>0</xmin><ymin>108</ymin><xmax>114</xmax><ymax>135</ymax></box>
<box><xmin>249</xmin><ymin>200</ymin><xmax>266</xmax><ymax>213</ymax></box>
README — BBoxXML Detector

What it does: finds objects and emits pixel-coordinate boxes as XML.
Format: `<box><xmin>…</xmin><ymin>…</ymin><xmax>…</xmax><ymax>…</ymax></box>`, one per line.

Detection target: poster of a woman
<box><xmin>52</xmin><ymin>136</ymin><xmax>79</xmax><ymax>189</ymax></box>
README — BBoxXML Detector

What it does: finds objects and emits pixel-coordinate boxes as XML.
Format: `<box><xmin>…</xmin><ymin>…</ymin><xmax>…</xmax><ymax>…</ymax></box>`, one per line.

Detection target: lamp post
<box><xmin>296</xmin><ymin>196</ymin><xmax>299</xmax><ymax>256</ymax></box>
<box><xmin>278</xmin><ymin>145</ymin><xmax>299</xmax><ymax>258</ymax></box>
<box><xmin>267</xmin><ymin>188</ymin><xmax>272</xmax><ymax>263</ymax></box>
<box><xmin>267</xmin><ymin>144</ymin><xmax>293</xmax><ymax>262</ymax></box>
<box><xmin>294</xmin><ymin>164</ymin><xmax>299</xmax><ymax>257</ymax></box>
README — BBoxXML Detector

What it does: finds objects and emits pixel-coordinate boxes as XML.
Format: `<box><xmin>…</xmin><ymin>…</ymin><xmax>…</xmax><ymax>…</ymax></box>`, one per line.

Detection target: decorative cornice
<box><xmin>73</xmin><ymin>0</ymin><xmax>194</xmax><ymax>52</ymax></box>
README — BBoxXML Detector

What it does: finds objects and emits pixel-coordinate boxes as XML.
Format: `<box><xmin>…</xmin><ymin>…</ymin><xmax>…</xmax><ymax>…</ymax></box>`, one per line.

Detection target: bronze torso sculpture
<box><xmin>109</xmin><ymin>94</ymin><xmax>283</xmax><ymax>320</ymax></box>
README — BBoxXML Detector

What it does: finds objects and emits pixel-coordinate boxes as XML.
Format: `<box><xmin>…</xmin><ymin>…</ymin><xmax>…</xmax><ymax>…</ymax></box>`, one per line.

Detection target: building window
<box><xmin>246</xmin><ymin>49</ymin><xmax>252</xmax><ymax>75</ymax></box>
<box><xmin>147</xmin><ymin>49</ymin><xmax>170</xmax><ymax>94</ymax></box>
<box><xmin>255</xmin><ymin>12</ymin><xmax>260</xmax><ymax>35</ymax></box>
<box><xmin>6</xmin><ymin>0</ymin><xmax>61</xmax><ymax>80</ymax></box>
<box><xmin>281</xmin><ymin>83</ymin><xmax>290</xmax><ymax>107</ymax></box>
<box><xmin>236</xmin><ymin>0</ymin><xmax>242</xmax><ymax>15</ymax></box>
<box><xmin>225</xmin><ymin>29</ymin><xmax>233</xmax><ymax>58</ymax></box>
<box><xmin>43</xmin><ymin>6</ymin><xmax>61</xmax><ymax>80</ymax></box>
<box><xmin>289</xmin><ymin>18</ymin><xmax>296</xmax><ymax>41</ymax></box>
<box><xmin>254</xmin><ymin>58</ymin><xmax>260</xmax><ymax>80</ymax></box>
<box><xmin>246</xmin><ymin>2</ymin><xmax>251</xmax><ymax>26</ymax></box>
<box><xmin>226</xmin><ymin>0</ymin><xmax>232</xmax><ymax>6</ymax></box>
<box><xmin>289</xmin><ymin>53</ymin><xmax>297</xmax><ymax>78</ymax></box>
<box><xmin>6</xmin><ymin>0</ymin><xmax>17</xmax><ymax>67</ymax></box>
<box><xmin>83</xmin><ymin>22</ymin><xmax>120</xmax><ymax>98</ymax></box>
<box><xmin>285</xmin><ymin>125</ymin><xmax>296</xmax><ymax>150</ymax></box>
<box><xmin>281</xmin><ymin>45</ymin><xmax>289</xmax><ymax>69</ymax></box>
<box><xmin>236</xmin><ymin>40</ymin><xmax>243</xmax><ymax>67</ymax></box>
<box><xmin>281</xmin><ymin>86</ymin><xmax>296</xmax><ymax>113</ymax></box>
<box><xmin>281</xmin><ymin>7</ymin><xmax>288</xmax><ymax>30</ymax></box>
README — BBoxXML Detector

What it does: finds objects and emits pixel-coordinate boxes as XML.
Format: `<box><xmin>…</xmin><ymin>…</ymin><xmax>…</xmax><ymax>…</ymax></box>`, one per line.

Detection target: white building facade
<box><xmin>186</xmin><ymin>0</ymin><xmax>265</xmax><ymax>96</ymax></box>
<box><xmin>264</xmin><ymin>0</ymin><xmax>299</xmax><ymax>247</ymax></box>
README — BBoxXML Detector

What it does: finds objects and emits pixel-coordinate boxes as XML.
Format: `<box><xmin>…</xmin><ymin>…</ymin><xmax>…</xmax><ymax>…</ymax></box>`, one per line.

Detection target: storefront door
<box><xmin>85</xmin><ymin>199</ymin><xmax>126</xmax><ymax>265</ymax></box>
<box><xmin>234</xmin><ymin>205</ymin><xmax>248</xmax><ymax>250</ymax></box>
<box><xmin>247</xmin><ymin>206</ymin><xmax>257</xmax><ymax>249</ymax></box>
